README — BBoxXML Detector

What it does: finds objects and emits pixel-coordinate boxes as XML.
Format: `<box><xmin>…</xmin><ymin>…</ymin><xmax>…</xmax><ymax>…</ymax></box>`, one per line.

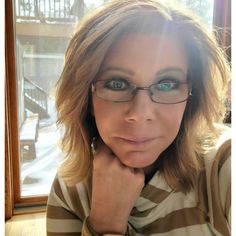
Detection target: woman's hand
<box><xmin>89</xmin><ymin>139</ymin><xmax>144</xmax><ymax>235</ymax></box>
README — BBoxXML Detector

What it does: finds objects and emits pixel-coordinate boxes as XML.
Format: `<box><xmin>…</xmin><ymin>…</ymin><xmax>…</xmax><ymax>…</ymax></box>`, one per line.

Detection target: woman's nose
<box><xmin>124</xmin><ymin>90</ymin><xmax>156</xmax><ymax>122</ymax></box>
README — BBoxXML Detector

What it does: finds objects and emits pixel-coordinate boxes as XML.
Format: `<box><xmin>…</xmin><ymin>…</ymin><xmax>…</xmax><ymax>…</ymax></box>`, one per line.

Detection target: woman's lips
<box><xmin>116</xmin><ymin>137</ymin><xmax>156</xmax><ymax>148</ymax></box>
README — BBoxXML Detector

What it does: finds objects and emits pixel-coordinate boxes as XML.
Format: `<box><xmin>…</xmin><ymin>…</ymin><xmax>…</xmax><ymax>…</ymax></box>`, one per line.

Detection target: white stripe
<box><xmin>76</xmin><ymin>182</ymin><xmax>90</xmax><ymax>216</ymax></box>
<box><xmin>58</xmin><ymin>178</ymin><xmax>76</xmax><ymax>212</ymax></box>
<box><xmin>149</xmin><ymin>172</ymin><xmax>172</xmax><ymax>192</ymax></box>
<box><xmin>148</xmin><ymin>224</ymin><xmax>217</xmax><ymax>236</ymax></box>
<box><xmin>204</xmin><ymin>137</ymin><xmax>230</xmax><ymax>229</ymax></box>
<box><xmin>204</xmin><ymin>147</ymin><xmax>216</xmax><ymax>226</ymax></box>
<box><xmin>134</xmin><ymin>197</ymin><xmax>157</xmax><ymax>211</ymax></box>
<box><xmin>130</xmin><ymin>190</ymin><xmax>197</xmax><ymax>227</ymax></box>
<box><xmin>47</xmin><ymin>187</ymin><xmax>71</xmax><ymax>211</ymax></box>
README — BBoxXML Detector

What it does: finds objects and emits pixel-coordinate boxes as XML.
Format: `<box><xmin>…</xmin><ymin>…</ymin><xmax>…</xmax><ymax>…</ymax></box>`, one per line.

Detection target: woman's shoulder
<box><xmin>47</xmin><ymin>173</ymin><xmax>92</xmax><ymax>218</ymax></box>
<box><xmin>51</xmin><ymin>172</ymin><xmax>92</xmax><ymax>198</ymax></box>
<box><xmin>204</xmin><ymin>123</ymin><xmax>231</xmax><ymax>166</ymax></box>
<box><xmin>203</xmin><ymin>123</ymin><xmax>231</xmax><ymax>199</ymax></box>
<box><xmin>201</xmin><ymin>123</ymin><xmax>231</xmax><ymax>235</ymax></box>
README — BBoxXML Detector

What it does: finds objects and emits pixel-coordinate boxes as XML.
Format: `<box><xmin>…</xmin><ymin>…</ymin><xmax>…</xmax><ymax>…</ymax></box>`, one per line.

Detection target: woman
<box><xmin>46</xmin><ymin>0</ymin><xmax>231</xmax><ymax>235</ymax></box>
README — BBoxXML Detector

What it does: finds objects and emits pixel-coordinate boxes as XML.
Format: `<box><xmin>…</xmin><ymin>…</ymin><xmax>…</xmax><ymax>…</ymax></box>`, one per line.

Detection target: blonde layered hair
<box><xmin>56</xmin><ymin>0</ymin><xmax>230</xmax><ymax>191</ymax></box>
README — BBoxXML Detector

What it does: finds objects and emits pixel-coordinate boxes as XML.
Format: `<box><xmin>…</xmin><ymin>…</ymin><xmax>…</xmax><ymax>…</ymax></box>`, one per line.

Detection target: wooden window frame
<box><xmin>5</xmin><ymin>0</ymin><xmax>47</xmax><ymax>215</ymax></box>
<box><xmin>213</xmin><ymin>0</ymin><xmax>231</xmax><ymax>124</ymax></box>
<box><xmin>213</xmin><ymin>0</ymin><xmax>231</xmax><ymax>62</ymax></box>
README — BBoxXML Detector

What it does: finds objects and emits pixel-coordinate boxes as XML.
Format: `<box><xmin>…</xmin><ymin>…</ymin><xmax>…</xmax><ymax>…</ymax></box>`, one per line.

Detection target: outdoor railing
<box><xmin>16</xmin><ymin>0</ymin><xmax>78</xmax><ymax>22</ymax></box>
<box><xmin>24</xmin><ymin>77</ymin><xmax>48</xmax><ymax>114</ymax></box>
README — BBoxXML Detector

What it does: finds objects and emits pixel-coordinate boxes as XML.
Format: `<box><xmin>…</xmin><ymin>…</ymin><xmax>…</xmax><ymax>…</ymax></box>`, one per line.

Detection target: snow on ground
<box><xmin>21</xmin><ymin>99</ymin><xmax>65</xmax><ymax>197</ymax></box>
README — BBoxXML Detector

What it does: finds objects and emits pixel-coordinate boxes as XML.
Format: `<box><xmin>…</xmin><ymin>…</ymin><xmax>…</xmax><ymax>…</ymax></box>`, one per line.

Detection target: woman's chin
<box><xmin>115</xmin><ymin>151</ymin><xmax>159</xmax><ymax>169</ymax></box>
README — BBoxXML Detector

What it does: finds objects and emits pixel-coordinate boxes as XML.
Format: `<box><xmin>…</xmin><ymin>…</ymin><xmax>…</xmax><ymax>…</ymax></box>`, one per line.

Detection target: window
<box><xmin>15</xmin><ymin>0</ymin><xmax>73</xmax><ymax>199</ymax></box>
<box><xmin>13</xmin><ymin>0</ymin><xmax>109</xmax><ymax>203</ymax></box>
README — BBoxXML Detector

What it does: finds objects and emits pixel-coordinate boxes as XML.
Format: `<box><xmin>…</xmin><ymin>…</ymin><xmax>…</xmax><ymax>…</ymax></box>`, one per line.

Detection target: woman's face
<box><xmin>92</xmin><ymin>34</ymin><xmax>188</xmax><ymax>169</ymax></box>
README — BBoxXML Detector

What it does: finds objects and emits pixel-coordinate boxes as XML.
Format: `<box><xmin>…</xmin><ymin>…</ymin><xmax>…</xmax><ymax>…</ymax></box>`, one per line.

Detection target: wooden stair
<box><xmin>24</xmin><ymin>77</ymin><xmax>49</xmax><ymax>119</ymax></box>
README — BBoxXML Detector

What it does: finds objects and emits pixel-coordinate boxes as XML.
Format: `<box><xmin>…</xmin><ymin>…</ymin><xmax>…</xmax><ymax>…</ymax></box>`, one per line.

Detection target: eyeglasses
<box><xmin>91</xmin><ymin>79</ymin><xmax>192</xmax><ymax>104</ymax></box>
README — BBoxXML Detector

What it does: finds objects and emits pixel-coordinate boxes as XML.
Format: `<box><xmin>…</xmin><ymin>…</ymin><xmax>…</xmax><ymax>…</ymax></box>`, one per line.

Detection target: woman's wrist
<box><xmin>102</xmin><ymin>229</ymin><xmax>129</xmax><ymax>236</ymax></box>
<box><xmin>88</xmin><ymin>214</ymin><xmax>128</xmax><ymax>235</ymax></box>
<box><xmin>103</xmin><ymin>234</ymin><xmax>126</xmax><ymax>236</ymax></box>
<box><xmin>84</xmin><ymin>215</ymin><xmax>129</xmax><ymax>235</ymax></box>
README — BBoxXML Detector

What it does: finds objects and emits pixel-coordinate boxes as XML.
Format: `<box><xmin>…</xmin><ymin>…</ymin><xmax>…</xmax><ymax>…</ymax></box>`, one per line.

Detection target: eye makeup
<box><xmin>97</xmin><ymin>66</ymin><xmax>187</xmax><ymax>85</ymax></box>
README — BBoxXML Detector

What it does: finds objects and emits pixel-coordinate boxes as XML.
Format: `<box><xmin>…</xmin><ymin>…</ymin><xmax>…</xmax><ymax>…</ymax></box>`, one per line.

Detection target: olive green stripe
<box><xmin>196</xmin><ymin>170</ymin><xmax>208</xmax><ymax>213</ymax></box>
<box><xmin>47</xmin><ymin>232</ymin><xmax>81</xmax><ymax>236</ymax></box>
<box><xmin>47</xmin><ymin>218</ymin><xmax>83</xmax><ymax>233</ymax></box>
<box><xmin>67</xmin><ymin>184</ymin><xmax>87</xmax><ymax>219</ymax></box>
<box><xmin>52</xmin><ymin>177</ymin><xmax>70</xmax><ymax>210</ymax></box>
<box><xmin>130</xmin><ymin>206</ymin><xmax>153</xmax><ymax>218</ymax></box>
<box><xmin>225</xmin><ymin>185</ymin><xmax>231</xmax><ymax>218</ymax></box>
<box><xmin>141</xmin><ymin>184</ymin><xmax>173</xmax><ymax>204</ymax></box>
<box><xmin>47</xmin><ymin>205</ymin><xmax>79</xmax><ymax>220</ymax></box>
<box><xmin>217</xmin><ymin>139</ymin><xmax>231</xmax><ymax>170</ymax></box>
<box><xmin>210</xmin><ymin>139</ymin><xmax>231</xmax><ymax>236</ymax></box>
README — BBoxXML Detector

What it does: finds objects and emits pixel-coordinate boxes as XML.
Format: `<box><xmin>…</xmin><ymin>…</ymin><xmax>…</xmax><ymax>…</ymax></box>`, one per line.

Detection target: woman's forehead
<box><xmin>102</xmin><ymin>33</ymin><xmax>188</xmax><ymax>73</ymax></box>
<box><xmin>101</xmin><ymin>34</ymin><xmax>188</xmax><ymax>83</ymax></box>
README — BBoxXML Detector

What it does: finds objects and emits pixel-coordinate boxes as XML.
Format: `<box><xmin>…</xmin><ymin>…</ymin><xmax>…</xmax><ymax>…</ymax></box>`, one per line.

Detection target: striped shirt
<box><xmin>46</xmin><ymin>131</ymin><xmax>231</xmax><ymax>236</ymax></box>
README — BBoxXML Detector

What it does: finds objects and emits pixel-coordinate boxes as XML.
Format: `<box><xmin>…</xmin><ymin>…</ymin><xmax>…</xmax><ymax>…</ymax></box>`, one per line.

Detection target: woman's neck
<box><xmin>144</xmin><ymin>162</ymin><xmax>160</xmax><ymax>185</ymax></box>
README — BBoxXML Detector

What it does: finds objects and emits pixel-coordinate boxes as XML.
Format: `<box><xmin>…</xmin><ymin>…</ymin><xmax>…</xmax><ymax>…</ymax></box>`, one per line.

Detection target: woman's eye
<box><xmin>153</xmin><ymin>81</ymin><xmax>179</xmax><ymax>92</ymax></box>
<box><xmin>104</xmin><ymin>79</ymin><xmax>129</xmax><ymax>90</ymax></box>
<box><xmin>154</xmin><ymin>78</ymin><xmax>180</xmax><ymax>91</ymax></box>
<box><xmin>159</xmin><ymin>82</ymin><xmax>177</xmax><ymax>91</ymax></box>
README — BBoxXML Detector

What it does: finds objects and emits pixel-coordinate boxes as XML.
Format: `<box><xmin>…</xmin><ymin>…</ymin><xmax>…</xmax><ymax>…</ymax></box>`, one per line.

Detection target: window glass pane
<box><xmin>172</xmin><ymin>0</ymin><xmax>214</xmax><ymax>28</ymax></box>
<box><xmin>15</xmin><ymin>0</ymin><xmax>73</xmax><ymax>197</ymax></box>
<box><xmin>14</xmin><ymin>0</ymin><xmax>214</xmax><ymax>198</ymax></box>
<box><xmin>15</xmin><ymin>0</ymin><xmax>77</xmax><ymax>197</ymax></box>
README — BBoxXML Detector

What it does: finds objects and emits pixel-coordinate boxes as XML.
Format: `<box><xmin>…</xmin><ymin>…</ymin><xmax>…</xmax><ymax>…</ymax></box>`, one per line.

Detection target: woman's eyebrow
<box><xmin>155</xmin><ymin>67</ymin><xmax>187</xmax><ymax>77</ymax></box>
<box><xmin>99</xmin><ymin>66</ymin><xmax>134</xmax><ymax>75</ymax></box>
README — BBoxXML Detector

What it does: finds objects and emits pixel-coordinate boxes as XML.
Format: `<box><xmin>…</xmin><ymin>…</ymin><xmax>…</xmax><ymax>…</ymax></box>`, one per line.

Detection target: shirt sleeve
<box><xmin>204</xmin><ymin>137</ymin><xmax>231</xmax><ymax>236</ymax></box>
<box><xmin>46</xmin><ymin>175</ymin><xmax>100</xmax><ymax>236</ymax></box>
